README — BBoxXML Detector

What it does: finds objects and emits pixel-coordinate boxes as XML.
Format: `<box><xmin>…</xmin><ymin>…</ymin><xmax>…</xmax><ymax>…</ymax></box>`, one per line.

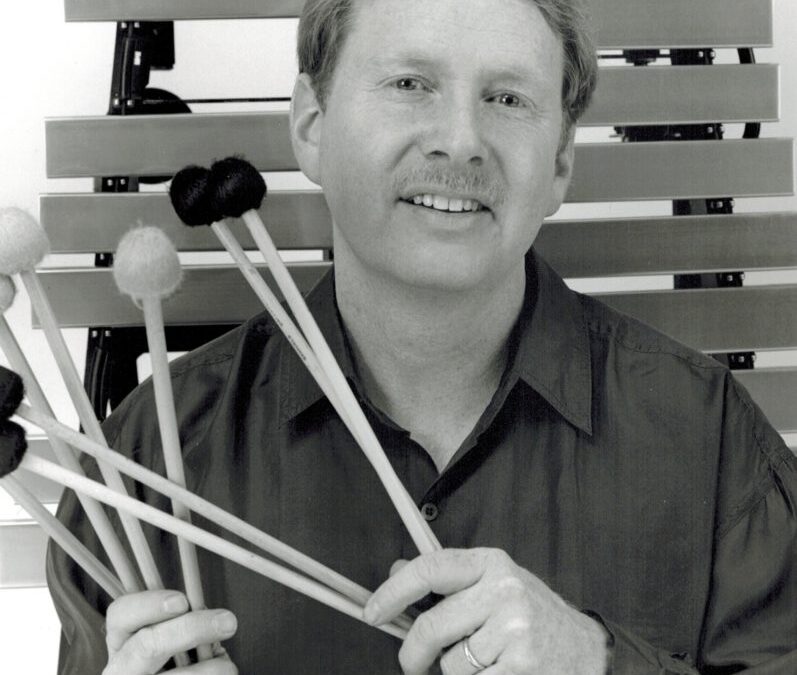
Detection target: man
<box><xmin>49</xmin><ymin>0</ymin><xmax>796</xmax><ymax>673</ymax></box>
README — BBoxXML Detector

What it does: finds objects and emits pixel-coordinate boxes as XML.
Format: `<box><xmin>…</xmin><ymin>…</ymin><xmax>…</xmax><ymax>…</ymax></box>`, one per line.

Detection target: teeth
<box><xmin>408</xmin><ymin>194</ymin><xmax>484</xmax><ymax>213</ymax></box>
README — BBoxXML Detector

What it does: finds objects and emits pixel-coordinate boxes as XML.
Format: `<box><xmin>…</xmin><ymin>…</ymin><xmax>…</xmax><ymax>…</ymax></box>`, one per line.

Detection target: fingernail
<box><xmin>363</xmin><ymin>601</ymin><xmax>381</xmax><ymax>625</ymax></box>
<box><xmin>162</xmin><ymin>593</ymin><xmax>188</xmax><ymax>613</ymax></box>
<box><xmin>213</xmin><ymin>611</ymin><xmax>237</xmax><ymax>636</ymax></box>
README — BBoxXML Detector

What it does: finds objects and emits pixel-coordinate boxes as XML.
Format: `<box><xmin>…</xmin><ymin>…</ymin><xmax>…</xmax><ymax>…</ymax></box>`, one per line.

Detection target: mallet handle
<box><xmin>21</xmin><ymin>270</ymin><xmax>165</xmax><ymax>591</ymax></box>
<box><xmin>211</xmin><ymin>222</ymin><xmax>353</xmax><ymax>431</ymax></box>
<box><xmin>0</xmin><ymin>316</ymin><xmax>141</xmax><ymax>592</ymax></box>
<box><xmin>17</xmin><ymin>402</ymin><xmax>413</xmax><ymax>633</ymax></box>
<box><xmin>18</xmin><ymin>452</ymin><xmax>408</xmax><ymax>641</ymax></box>
<box><xmin>141</xmin><ymin>296</ymin><xmax>212</xmax><ymax>662</ymax></box>
<box><xmin>1</xmin><ymin>474</ymin><xmax>124</xmax><ymax>599</ymax></box>
<box><xmin>241</xmin><ymin>211</ymin><xmax>441</xmax><ymax>555</ymax></box>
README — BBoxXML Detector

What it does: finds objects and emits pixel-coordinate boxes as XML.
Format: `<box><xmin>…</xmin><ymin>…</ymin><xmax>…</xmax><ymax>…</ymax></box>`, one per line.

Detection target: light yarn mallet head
<box><xmin>113</xmin><ymin>226</ymin><xmax>183</xmax><ymax>301</ymax></box>
<box><xmin>0</xmin><ymin>275</ymin><xmax>17</xmax><ymax>313</ymax></box>
<box><xmin>0</xmin><ymin>207</ymin><xmax>51</xmax><ymax>276</ymax></box>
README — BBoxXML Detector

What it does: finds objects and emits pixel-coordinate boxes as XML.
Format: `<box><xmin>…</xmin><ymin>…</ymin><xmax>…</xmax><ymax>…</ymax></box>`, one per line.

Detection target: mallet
<box><xmin>169</xmin><ymin>166</ymin><xmax>354</xmax><ymax>433</ymax></box>
<box><xmin>1</xmin><ymin>473</ymin><xmax>124</xmax><ymax>600</ymax></box>
<box><xmin>171</xmin><ymin>159</ymin><xmax>441</xmax><ymax>555</ymax></box>
<box><xmin>113</xmin><ymin>226</ymin><xmax>212</xmax><ymax>662</ymax></box>
<box><xmin>16</xmin><ymin>397</ymin><xmax>413</xmax><ymax>633</ymax></box>
<box><xmin>0</xmin><ymin>389</ymin><xmax>407</xmax><ymax>640</ymax></box>
<box><xmin>0</xmin><ymin>208</ymin><xmax>164</xmax><ymax>593</ymax></box>
<box><xmin>0</xmin><ymin>368</ymin><xmax>124</xmax><ymax>598</ymax></box>
<box><xmin>0</xmin><ymin>273</ymin><xmax>140</xmax><ymax>592</ymax></box>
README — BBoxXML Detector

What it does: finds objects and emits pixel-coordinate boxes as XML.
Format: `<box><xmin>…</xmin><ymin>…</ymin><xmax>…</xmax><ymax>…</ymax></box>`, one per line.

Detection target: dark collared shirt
<box><xmin>49</xmin><ymin>251</ymin><xmax>796</xmax><ymax>674</ymax></box>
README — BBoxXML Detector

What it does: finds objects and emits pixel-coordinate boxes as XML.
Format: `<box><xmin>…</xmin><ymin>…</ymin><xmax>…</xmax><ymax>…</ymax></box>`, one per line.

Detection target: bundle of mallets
<box><xmin>0</xmin><ymin>156</ymin><xmax>445</xmax><ymax>661</ymax></box>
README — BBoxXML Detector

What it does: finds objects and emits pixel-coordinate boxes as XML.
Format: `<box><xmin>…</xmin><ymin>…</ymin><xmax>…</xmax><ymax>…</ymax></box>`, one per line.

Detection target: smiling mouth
<box><xmin>401</xmin><ymin>194</ymin><xmax>488</xmax><ymax>214</ymax></box>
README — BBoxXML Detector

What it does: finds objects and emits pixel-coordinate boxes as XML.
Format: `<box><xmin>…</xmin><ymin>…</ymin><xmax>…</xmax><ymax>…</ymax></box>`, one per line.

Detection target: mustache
<box><xmin>393</xmin><ymin>167</ymin><xmax>506</xmax><ymax>209</ymax></box>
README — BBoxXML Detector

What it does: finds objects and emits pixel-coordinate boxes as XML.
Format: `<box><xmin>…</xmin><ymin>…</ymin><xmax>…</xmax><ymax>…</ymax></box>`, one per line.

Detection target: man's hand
<box><xmin>103</xmin><ymin>590</ymin><xmax>238</xmax><ymax>675</ymax></box>
<box><xmin>364</xmin><ymin>549</ymin><xmax>608</xmax><ymax>675</ymax></box>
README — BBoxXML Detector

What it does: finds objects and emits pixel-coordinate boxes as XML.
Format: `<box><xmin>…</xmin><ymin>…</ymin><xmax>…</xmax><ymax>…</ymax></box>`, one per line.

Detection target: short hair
<box><xmin>297</xmin><ymin>0</ymin><xmax>599</xmax><ymax>144</ymax></box>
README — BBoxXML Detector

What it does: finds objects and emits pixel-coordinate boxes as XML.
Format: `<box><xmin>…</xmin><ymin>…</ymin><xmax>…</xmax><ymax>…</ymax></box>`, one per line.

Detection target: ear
<box><xmin>546</xmin><ymin>125</ymin><xmax>576</xmax><ymax>217</ymax></box>
<box><xmin>289</xmin><ymin>73</ymin><xmax>324</xmax><ymax>185</ymax></box>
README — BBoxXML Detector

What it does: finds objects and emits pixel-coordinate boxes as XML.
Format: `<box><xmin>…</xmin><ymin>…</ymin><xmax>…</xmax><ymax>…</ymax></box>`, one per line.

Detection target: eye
<box><xmin>394</xmin><ymin>77</ymin><xmax>428</xmax><ymax>92</ymax></box>
<box><xmin>490</xmin><ymin>92</ymin><xmax>523</xmax><ymax>108</ymax></box>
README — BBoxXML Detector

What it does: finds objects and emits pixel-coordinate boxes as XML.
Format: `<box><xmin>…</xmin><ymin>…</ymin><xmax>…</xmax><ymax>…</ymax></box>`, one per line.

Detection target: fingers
<box><xmin>366</xmin><ymin>549</ymin><xmax>490</xmax><ymax>624</ymax></box>
<box><xmin>104</xmin><ymin>598</ymin><xmax>238</xmax><ymax>675</ymax></box>
<box><xmin>397</xmin><ymin>588</ymin><xmax>489</xmax><ymax>675</ymax></box>
<box><xmin>169</xmin><ymin>649</ymin><xmax>239</xmax><ymax>674</ymax></box>
<box><xmin>389</xmin><ymin>559</ymin><xmax>409</xmax><ymax>577</ymax></box>
<box><xmin>438</xmin><ymin>619</ymin><xmax>507</xmax><ymax>675</ymax></box>
<box><xmin>106</xmin><ymin>590</ymin><xmax>190</xmax><ymax>654</ymax></box>
<box><xmin>440</xmin><ymin>640</ymin><xmax>488</xmax><ymax>675</ymax></box>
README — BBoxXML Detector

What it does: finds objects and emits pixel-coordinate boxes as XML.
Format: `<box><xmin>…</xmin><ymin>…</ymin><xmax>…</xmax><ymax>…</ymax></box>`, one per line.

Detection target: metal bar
<box><xmin>589</xmin><ymin>0</ymin><xmax>772</xmax><ymax>48</ymax></box>
<box><xmin>63</xmin><ymin>0</ymin><xmax>774</xmax><ymax>48</ymax></box>
<box><xmin>734</xmin><ymin>368</ymin><xmax>797</xmax><ymax>434</ymax></box>
<box><xmin>41</xmin><ymin>191</ymin><xmax>332</xmax><ymax>251</ymax></box>
<box><xmin>41</xmin><ymin>196</ymin><xmax>797</xmax><ymax>277</ymax></box>
<box><xmin>568</xmin><ymin>139</ymin><xmax>794</xmax><ymax>202</ymax></box>
<box><xmin>45</xmin><ymin>113</ymin><xmax>295</xmax><ymax>178</ymax></box>
<box><xmin>33</xmin><ymin>268</ymin><xmax>797</xmax><ymax>351</ymax></box>
<box><xmin>581</xmin><ymin>65</ymin><xmax>779</xmax><ymax>126</ymax></box>
<box><xmin>45</xmin><ymin>117</ymin><xmax>795</xmax><ymax>200</ymax></box>
<box><xmin>595</xmin><ymin>286</ymin><xmax>797</xmax><ymax>353</ymax></box>
<box><xmin>0</xmin><ymin>522</ymin><xmax>48</xmax><ymax>588</ymax></box>
<box><xmin>34</xmin><ymin>263</ymin><xmax>331</xmax><ymax>328</ymax></box>
<box><xmin>535</xmin><ymin>213</ymin><xmax>797</xmax><ymax>277</ymax></box>
<box><xmin>65</xmin><ymin>0</ymin><xmax>303</xmax><ymax>21</ymax></box>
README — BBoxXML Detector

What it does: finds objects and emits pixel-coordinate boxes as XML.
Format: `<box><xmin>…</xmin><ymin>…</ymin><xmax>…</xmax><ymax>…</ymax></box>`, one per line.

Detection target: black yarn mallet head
<box><xmin>169</xmin><ymin>165</ymin><xmax>222</xmax><ymax>227</ymax></box>
<box><xmin>208</xmin><ymin>157</ymin><xmax>267</xmax><ymax>218</ymax></box>
<box><xmin>169</xmin><ymin>156</ymin><xmax>267</xmax><ymax>227</ymax></box>
<box><xmin>0</xmin><ymin>366</ymin><xmax>26</xmax><ymax>478</ymax></box>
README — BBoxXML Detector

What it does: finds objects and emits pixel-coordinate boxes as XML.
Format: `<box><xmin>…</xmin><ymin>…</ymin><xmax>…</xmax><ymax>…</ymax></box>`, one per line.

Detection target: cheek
<box><xmin>321</xmin><ymin>108</ymin><xmax>382</xmax><ymax>186</ymax></box>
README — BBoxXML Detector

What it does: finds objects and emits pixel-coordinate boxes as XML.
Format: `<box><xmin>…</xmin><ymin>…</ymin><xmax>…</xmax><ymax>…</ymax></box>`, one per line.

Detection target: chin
<box><xmin>377</xmin><ymin>248</ymin><xmax>508</xmax><ymax>294</ymax></box>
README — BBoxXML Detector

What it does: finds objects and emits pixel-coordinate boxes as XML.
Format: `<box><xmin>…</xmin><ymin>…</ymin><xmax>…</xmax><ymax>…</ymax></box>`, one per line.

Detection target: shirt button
<box><xmin>420</xmin><ymin>503</ymin><xmax>439</xmax><ymax>522</ymax></box>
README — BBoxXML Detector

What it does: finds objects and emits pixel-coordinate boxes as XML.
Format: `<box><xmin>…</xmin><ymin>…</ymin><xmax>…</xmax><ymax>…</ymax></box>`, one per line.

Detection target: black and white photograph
<box><xmin>0</xmin><ymin>1</ymin><xmax>795</xmax><ymax>673</ymax></box>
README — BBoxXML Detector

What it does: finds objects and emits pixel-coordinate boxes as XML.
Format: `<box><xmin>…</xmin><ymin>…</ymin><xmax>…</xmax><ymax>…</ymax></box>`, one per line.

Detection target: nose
<box><xmin>420</xmin><ymin>94</ymin><xmax>486</xmax><ymax>166</ymax></box>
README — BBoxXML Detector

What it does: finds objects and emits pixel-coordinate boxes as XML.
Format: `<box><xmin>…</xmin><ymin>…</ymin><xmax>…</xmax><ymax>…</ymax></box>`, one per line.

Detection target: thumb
<box><xmin>389</xmin><ymin>559</ymin><xmax>409</xmax><ymax>577</ymax></box>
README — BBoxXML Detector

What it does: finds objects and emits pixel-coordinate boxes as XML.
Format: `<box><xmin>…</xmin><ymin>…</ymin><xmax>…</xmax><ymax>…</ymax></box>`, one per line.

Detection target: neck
<box><xmin>334</xmin><ymin>237</ymin><xmax>526</xmax><ymax>470</ymax></box>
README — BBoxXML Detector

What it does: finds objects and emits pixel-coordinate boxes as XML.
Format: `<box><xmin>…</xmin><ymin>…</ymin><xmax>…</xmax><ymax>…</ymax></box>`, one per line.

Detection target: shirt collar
<box><xmin>276</xmin><ymin>249</ymin><xmax>593</xmax><ymax>435</ymax></box>
<box><xmin>276</xmin><ymin>269</ymin><xmax>356</xmax><ymax>426</ymax></box>
<box><xmin>512</xmin><ymin>249</ymin><xmax>593</xmax><ymax>435</ymax></box>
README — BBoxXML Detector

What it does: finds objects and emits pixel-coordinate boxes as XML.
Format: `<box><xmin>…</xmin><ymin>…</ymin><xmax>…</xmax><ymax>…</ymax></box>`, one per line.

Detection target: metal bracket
<box><xmin>84</xmin><ymin>325</ymin><xmax>236</xmax><ymax>422</ymax></box>
<box><xmin>109</xmin><ymin>21</ymin><xmax>174</xmax><ymax>114</ymax></box>
<box><xmin>84</xmin><ymin>21</ymin><xmax>180</xmax><ymax>416</ymax></box>
<box><xmin>622</xmin><ymin>49</ymin><xmax>661</xmax><ymax>66</ymax></box>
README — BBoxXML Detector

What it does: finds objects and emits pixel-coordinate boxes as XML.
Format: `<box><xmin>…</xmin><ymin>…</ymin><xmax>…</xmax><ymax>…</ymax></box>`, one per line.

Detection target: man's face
<box><xmin>296</xmin><ymin>0</ymin><xmax>572</xmax><ymax>292</ymax></box>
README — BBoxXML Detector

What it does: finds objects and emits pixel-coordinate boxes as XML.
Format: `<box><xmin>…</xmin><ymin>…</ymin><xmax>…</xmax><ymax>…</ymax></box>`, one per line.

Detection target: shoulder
<box><xmin>101</xmin><ymin>310</ymin><xmax>284</xmax><ymax>457</ymax></box>
<box><xmin>579</xmin><ymin>292</ymin><xmax>795</xmax><ymax>527</ymax></box>
<box><xmin>579</xmin><ymin>291</ymin><xmax>726</xmax><ymax>375</ymax></box>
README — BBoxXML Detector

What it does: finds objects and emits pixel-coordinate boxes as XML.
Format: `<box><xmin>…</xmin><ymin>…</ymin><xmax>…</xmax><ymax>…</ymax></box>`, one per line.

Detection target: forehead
<box><xmin>342</xmin><ymin>0</ymin><xmax>564</xmax><ymax>85</ymax></box>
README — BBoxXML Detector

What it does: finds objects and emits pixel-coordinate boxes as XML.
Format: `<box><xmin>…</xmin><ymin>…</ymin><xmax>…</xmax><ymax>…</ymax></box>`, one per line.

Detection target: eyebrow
<box><xmin>363</xmin><ymin>55</ymin><xmax>439</xmax><ymax>72</ymax></box>
<box><xmin>363</xmin><ymin>54</ymin><xmax>546</xmax><ymax>88</ymax></box>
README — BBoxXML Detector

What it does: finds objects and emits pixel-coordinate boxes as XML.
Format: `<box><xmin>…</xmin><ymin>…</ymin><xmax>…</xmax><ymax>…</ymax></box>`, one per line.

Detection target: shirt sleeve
<box><xmin>589</xmin><ymin>373</ymin><xmax>797</xmax><ymax>675</ymax></box>
<box><xmin>46</xmin><ymin>482</ymin><xmax>114</xmax><ymax>675</ymax></box>
<box><xmin>46</xmin><ymin>394</ymin><xmax>155</xmax><ymax>675</ymax></box>
<box><xmin>46</xmin><ymin>454</ymin><xmax>116</xmax><ymax>675</ymax></box>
